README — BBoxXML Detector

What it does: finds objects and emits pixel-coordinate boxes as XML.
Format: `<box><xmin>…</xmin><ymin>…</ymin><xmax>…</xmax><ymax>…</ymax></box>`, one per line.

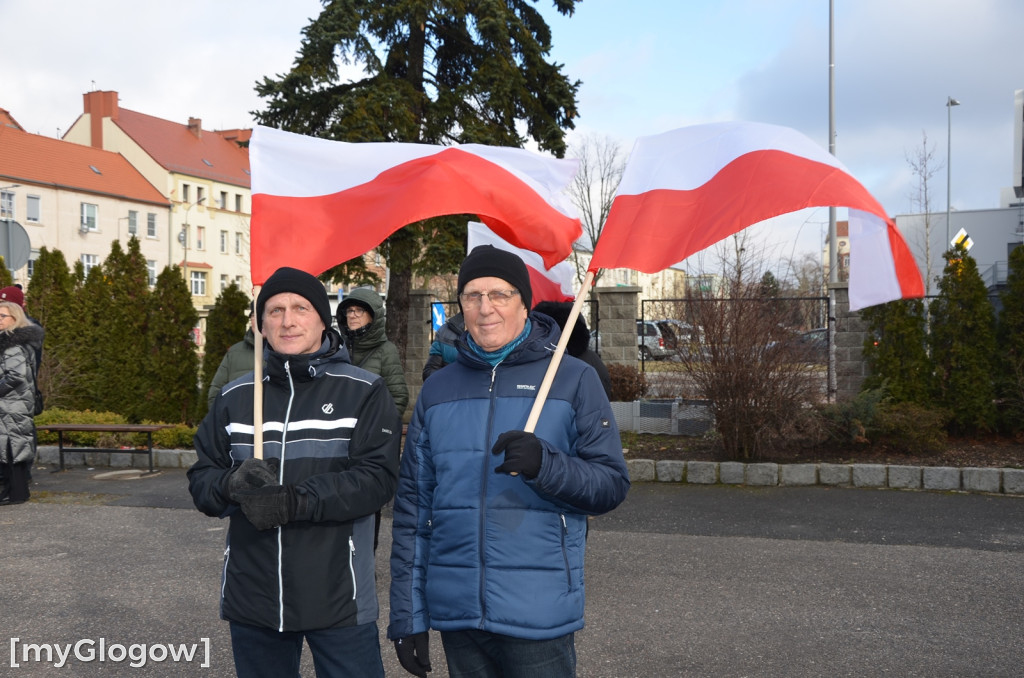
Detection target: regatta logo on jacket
<box><xmin>516</xmin><ymin>384</ymin><xmax>537</xmax><ymax>391</ymax></box>
<box><xmin>322</xmin><ymin>403</ymin><xmax>334</xmax><ymax>414</ymax></box>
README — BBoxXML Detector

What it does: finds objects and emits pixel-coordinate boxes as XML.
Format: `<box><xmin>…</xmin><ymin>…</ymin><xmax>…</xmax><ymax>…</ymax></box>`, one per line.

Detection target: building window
<box><xmin>196</xmin><ymin>226</ymin><xmax>205</xmax><ymax>250</ymax></box>
<box><xmin>220</xmin><ymin>230</ymin><xmax>228</xmax><ymax>253</ymax></box>
<box><xmin>80</xmin><ymin>203</ymin><xmax>98</xmax><ymax>231</ymax></box>
<box><xmin>220</xmin><ymin>274</ymin><xmax>228</xmax><ymax>291</ymax></box>
<box><xmin>219</xmin><ymin>191</ymin><xmax>228</xmax><ymax>209</ymax></box>
<box><xmin>27</xmin><ymin>249</ymin><xmax>39</xmax><ymax>278</ymax></box>
<box><xmin>182</xmin><ymin>184</ymin><xmax>190</xmax><ymax>204</ymax></box>
<box><xmin>82</xmin><ymin>254</ymin><xmax>98</xmax><ymax>275</ymax></box>
<box><xmin>235</xmin><ymin>232</ymin><xmax>242</xmax><ymax>254</ymax></box>
<box><xmin>235</xmin><ymin>194</ymin><xmax>243</xmax><ymax>212</ymax></box>
<box><xmin>1</xmin><ymin>191</ymin><xmax>15</xmax><ymax>219</ymax></box>
<box><xmin>26</xmin><ymin>195</ymin><xmax>40</xmax><ymax>222</ymax></box>
<box><xmin>197</xmin><ymin>187</ymin><xmax>205</xmax><ymax>206</ymax></box>
<box><xmin>147</xmin><ymin>260</ymin><xmax>157</xmax><ymax>286</ymax></box>
<box><xmin>190</xmin><ymin>271</ymin><xmax>207</xmax><ymax>296</ymax></box>
<box><xmin>234</xmin><ymin>275</ymin><xmax>243</xmax><ymax>287</ymax></box>
<box><xmin>128</xmin><ymin>210</ymin><xmax>138</xmax><ymax>235</ymax></box>
<box><xmin>147</xmin><ymin>213</ymin><xmax>157</xmax><ymax>238</ymax></box>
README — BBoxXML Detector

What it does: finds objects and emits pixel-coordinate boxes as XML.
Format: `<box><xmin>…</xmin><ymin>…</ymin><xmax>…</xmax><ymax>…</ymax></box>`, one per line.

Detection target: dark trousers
<box><xmin>441</xmin><ymin>629</ymin><xmax>577</xmax><ymax>678</ymax></box>
<box><xmin>0</xmin><ymin>446</ymin><xmax>30</xmax><ymax>504</ymax></box>
<box><xmin>229</xmin><ymin>620</ymin><xmax>385</xmax><ymax>678</ymax></box>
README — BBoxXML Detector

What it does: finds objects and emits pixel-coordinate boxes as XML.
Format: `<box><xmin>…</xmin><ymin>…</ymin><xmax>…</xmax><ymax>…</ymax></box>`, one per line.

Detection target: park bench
<box><xmin>38</xmin><ymin>424</ymin><xmax>172</xmax><ymax>474</ymax></box>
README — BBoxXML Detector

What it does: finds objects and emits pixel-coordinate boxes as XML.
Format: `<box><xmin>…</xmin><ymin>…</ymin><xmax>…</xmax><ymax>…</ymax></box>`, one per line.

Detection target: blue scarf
<box><xmin>468</xmin><ymin>319</ymin><xmax>532</xmax><ymax>367</ymax></box>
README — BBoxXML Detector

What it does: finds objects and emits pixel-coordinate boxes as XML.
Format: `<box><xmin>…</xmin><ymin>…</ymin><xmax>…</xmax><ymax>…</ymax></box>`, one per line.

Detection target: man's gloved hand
<box><xmin>225</xmin><ymin>457</ymin><xmax>279</xmax><ymax>503</ymax></box>
<box><xmin>394</xmin><ymin>632</ymin><xmax>432</xmax><ymax>677</ymax></box>
<box><xmin>236</xmin><ymin>484</ymin><xmax>297</xmax><ymax>531</ymax></box>
<box><xmin>491</xmin><ymin>430</ymin><xmax>543</xmax><ymax>479</ymax></box>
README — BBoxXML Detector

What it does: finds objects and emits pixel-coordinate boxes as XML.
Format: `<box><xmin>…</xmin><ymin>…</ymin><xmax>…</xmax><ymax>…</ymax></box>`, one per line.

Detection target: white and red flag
<box><xmin>588</xmin><ymin>121</ymin><xmax>924</xmax><ymax>310</ymax></box>
<box><xmin>249</xmin><ymin>125</ymin><xmax>581</xmax><ymax>284</ymax></box>
<box><xmin>467</xmin><ymin>221</ymin><xmax>575</xmax><ymax>307</ymax></box>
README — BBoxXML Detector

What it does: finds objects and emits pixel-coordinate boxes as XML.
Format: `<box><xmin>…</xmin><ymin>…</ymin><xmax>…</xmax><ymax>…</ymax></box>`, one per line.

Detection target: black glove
<box><xmin>237</xmin><ymin>484</ymin><xmax>298</xmax><ymax>531</ymax></box>
<box><xmin>491</xmin><ymin>430</ymin><xmax>543</xmax><ymax>479</ymax></box>
<box><xmin>225</xmin><ymin>457</ymin><xmax>279</xmax><ymax>503</ymax></box>
<box><xmin>394</xmin><ymin>632</ymin><xmax>432</xmax><ymax>677</ymax></box>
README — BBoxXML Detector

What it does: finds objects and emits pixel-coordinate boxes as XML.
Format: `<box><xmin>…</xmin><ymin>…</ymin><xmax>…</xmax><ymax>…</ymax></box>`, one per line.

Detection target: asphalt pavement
<box><xmin>2</xmin><ymin>463</ymin><xmax>1022</xmax><ymax>677</ymax></box>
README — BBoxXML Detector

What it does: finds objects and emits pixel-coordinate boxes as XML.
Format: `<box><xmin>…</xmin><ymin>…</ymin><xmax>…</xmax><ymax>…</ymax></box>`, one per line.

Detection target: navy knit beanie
<box><xmin>255</xmin><ymin>267</ymin><xmax>332</xmax><ymax>331</ymax></box>
<box><xmin>457</xmin><ymin>245</ymin><xmax>532</xmax><ymax>310</ymax></box>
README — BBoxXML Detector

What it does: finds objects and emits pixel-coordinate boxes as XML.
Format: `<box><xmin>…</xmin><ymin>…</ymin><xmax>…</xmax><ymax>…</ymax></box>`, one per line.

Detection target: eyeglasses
<box><xmin>344</xmin><ymin>307</ymin><xmax>367</xmax><ymax>316</ymax></box>
<box><xmin>459</xmin><ymin>289</ymin><xmax>520</xmax><ymax>308</ymax></box>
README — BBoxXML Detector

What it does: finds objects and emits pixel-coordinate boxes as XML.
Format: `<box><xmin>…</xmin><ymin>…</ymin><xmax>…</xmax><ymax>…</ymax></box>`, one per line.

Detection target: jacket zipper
<box><xmin>221</xmin><ymin>546</ymin><xmax>231</xmax><ymax>602</ymax></box>
<box><xmin>478</xmin><ymin>361</ymin><xmax>501</xmax><ymax>628</ymax></box>
<box><xmin>277</xmin><ymin>360</ymin><xmax>295</xmax><ymax>632</ymax></box>
<box><xmin>560</xmin><ymin>514</ymin><xmax>571</xmax><ymax>589</ymax></box>
<box><xmin>349</xmin><ymin>537</ymin><xmax>357</xmax><ymax>600</ymax></box>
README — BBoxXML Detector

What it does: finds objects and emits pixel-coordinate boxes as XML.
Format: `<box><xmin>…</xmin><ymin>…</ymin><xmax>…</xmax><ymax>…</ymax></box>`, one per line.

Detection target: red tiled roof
<box><xmin>115</xmin><ymin>109</ymin><xmax>251</xmax><ymax>189</ymax></box>
<box><xmin>0</xmin><ymin>108</ymin><xmax>24</xmax><ymax>131</ymax></box>
<box><xmin>0</xmin><ymin>125</ymin><xmax>168</xmax><ymax>206</ymax></box>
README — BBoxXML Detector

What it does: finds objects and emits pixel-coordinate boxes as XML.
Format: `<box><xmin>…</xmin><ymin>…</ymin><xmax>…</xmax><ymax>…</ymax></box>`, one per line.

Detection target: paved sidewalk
<box><xmin>4</xmin><ymin>464</ymin><xmax>1023</xmax><ymax>676</ymax></box>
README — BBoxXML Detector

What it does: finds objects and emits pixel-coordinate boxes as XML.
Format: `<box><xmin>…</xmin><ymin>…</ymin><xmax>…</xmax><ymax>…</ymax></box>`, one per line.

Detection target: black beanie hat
<box><xmin>255</xmin><ymin>267</ymin><xmax>332</xmax><ymax>331</ymax></box>
<box><xmin>457</xmin><ymin>245</ymin><xmax>532</xmax><ymax>310</ymax></box>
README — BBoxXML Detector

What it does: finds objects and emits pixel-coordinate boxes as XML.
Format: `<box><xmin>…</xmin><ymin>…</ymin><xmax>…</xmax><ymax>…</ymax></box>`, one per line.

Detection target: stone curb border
<box><xmin>625</xmin><ymin>458</ymin><xmax>1024</xmax><ymax>496</ymax></box>
<box><xmin>38</xmin><ymin>448</ymin><xmax>1024</xmax><ymax>497</ymax></box>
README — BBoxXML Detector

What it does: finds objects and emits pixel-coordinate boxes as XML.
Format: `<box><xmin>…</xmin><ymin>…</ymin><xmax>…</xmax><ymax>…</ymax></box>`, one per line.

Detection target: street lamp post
<box><xmin>946</xmin><ymin>96</ymin><xmax>960</xmax><ymax>248</ymax></box>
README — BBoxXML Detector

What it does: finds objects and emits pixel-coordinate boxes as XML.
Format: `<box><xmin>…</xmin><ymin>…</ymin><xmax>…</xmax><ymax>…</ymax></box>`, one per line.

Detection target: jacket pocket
<box><xmin>559</xmin><ymin>514</ymin><xmax>572</xmax><ymax>590</ymax></box>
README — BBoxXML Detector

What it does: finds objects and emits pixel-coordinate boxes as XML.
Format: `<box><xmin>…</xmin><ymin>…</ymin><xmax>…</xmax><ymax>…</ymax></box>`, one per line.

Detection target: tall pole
<box><xmin>828</xmin><ymin>0</ymin><xmax>837</xmax><ymax>285</ymax></box>
<box><xmin>826</xmin><ymin>0</ymin><xmax>837</xmax><ymax>403</ymax></box>
<box><xmin>946</xmin><ymin>96</ymin><xmax>960</xmax><ymax>248</ymax></box>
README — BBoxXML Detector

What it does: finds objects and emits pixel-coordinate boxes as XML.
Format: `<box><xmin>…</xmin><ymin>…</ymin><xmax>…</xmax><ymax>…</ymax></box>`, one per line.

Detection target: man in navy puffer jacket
<box><xmin>388</xmin><ymin>246</ymin><xmax>630</xmax><ymax>678</ymax></box>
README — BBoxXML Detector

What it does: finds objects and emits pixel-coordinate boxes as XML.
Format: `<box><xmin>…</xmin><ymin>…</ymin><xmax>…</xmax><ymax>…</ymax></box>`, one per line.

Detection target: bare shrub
<box><xmin>676</xmin><ymin>236</ymin><xmax>824</xmax><ymax>460</ymax></box>
<box><xmin>608</xmin><ymin>364</ymin><xmax>648</xmax><ymax>402</ymax></box>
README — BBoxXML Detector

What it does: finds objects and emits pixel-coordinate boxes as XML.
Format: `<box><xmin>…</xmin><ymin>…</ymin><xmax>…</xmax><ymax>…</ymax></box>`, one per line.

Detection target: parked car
<box><xmin>637</xmin><ymin>320</ymin><xmax>673</xmax><ymax>361</ymax></box>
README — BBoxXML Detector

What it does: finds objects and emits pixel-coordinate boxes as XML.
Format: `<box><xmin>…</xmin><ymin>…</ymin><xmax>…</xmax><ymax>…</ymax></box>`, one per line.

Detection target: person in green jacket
<box><xmin>206</xmin><ymin>319</ymin><xmax>256</xmax><ymax>410</ymax></box>
<box><xmin>336</xmin><ymin>288</ymin><xmax>409</xmax><ymax>416</ymax></box>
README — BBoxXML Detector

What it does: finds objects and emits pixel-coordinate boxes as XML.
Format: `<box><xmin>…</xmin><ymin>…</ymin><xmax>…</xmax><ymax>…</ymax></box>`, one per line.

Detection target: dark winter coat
<box><xmin>339</xmin><ymin>288</ymin><xmax>409</xmax><ymax>413</ymax></box>
<box><xmin>0</xmin><ymin>323</ymin><xmax>44</xmax><ymax>465</ymax></box>
<box><xmin>389</xmin><ymin>312</ymin><xmax>630</xmax><ymax>641</ymax></box>
<box><xmin>188</xmin><ymin>330</ymin><xmax>401</xmax><ymax>633</ymax></box>
<box><xmin>207</xmin><ymin>328</ymin><xmax>256</xmax><ymax>409</ymax></box>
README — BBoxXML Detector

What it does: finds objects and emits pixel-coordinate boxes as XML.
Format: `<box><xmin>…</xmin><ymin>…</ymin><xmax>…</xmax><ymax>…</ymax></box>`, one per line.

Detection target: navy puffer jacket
<box><xmin>389</xmin><ymin>312</ymin><xmax>629</xmax><ymax>641</ymax></box>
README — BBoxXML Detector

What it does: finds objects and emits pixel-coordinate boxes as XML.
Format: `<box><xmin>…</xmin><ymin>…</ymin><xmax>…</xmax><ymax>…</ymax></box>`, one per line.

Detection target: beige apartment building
<box><xmin>63</xmin><ymin>91</ymin><xmax>253</xmax><ymax>309</ymax></box>
<box><xmin>0</xmin><ymin>108</ymin><xmax>169</xmax><ymax>286</ymax></box>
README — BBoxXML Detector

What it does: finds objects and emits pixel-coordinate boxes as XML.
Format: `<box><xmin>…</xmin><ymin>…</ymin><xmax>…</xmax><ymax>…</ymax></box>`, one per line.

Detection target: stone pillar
<box><xmin>829</xmin><ymin>282</ymin><xmax>869</xmax><ymax>402</ymax></box>
<box><xmin>405</xmin><ymin>289</ymin><xmax>435</xmax><ymax>420</ymax></box>
<box><xmin>594</xmin><ymin>285</ymin><xmax>640</xmax><ymax>366</ymax></box>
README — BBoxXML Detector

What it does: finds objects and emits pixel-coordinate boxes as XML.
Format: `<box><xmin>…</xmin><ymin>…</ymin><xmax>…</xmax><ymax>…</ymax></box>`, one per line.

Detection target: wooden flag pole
<box><xmin>524</xmin><ymin>270</ymin><xmax>596</xmax><ymax>433</ymax></box>
<box><xmin>252</xmin><ymin>285</ymin><xmax>264</xmax><ymax>460</ymax></box>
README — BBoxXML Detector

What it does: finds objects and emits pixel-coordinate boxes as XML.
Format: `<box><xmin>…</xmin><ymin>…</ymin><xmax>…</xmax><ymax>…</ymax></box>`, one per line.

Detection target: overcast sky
<box><xmin>3</xmin><ymin>0</ymin><xmax>1022</xmax><ymax>267</ymax></box>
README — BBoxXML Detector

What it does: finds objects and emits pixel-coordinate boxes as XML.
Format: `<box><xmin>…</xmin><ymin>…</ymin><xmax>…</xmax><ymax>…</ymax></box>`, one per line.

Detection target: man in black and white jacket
<box><xmin>188</xmin><ymin>266</ymin><xmax>401</xmax><ymax>678</ymax></box>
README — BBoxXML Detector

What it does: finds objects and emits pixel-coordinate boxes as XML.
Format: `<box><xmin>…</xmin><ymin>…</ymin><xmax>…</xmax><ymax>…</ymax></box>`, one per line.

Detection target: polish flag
<box><xmin>249</xmin><ymin>126</ymin><xmax>581</xmax><ymax>284</ymax></box>
<box><xmin>467</xmin><ymin>221</ymin><xmax>575</xmax><ymax>306</ymax></box>
<box><xmin>589</xmin><ymin>121</ymin><xmax>923</xmax><ymax>309</ymax></box>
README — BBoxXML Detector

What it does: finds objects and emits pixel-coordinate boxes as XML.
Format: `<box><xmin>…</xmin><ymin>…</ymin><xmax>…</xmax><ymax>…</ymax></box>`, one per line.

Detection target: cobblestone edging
<box><xmin>625</xmin><ymin>458</ymin><xmax>1024</xmax><ymax>496</ymax></box>
<box><xmin>37</xmin><ymin>446</ymin><xmax>199</xmax><ymax>471</ymax></box>
<box><xmin>38</xmin><ymin>447</ymin><xmax>1024</xmax><ymax>497</ymax></box>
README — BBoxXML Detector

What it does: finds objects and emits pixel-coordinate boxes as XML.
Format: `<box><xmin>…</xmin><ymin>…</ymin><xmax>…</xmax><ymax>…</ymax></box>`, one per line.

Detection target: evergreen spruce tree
<box><xmin>0</xmin><ymin>256</ymin><xmax>11</xmax><ymax>287</ymax></box>
<box><xmin>928</xmin><ymin>244</ymin><xmax>997</xmax><ymax>434</ymax></box>
<box><xmin>70</xmin><ymin>264</ymin><xmax>116</xmax><ymax>411</ymax></box>
<box><xmin>147</xmin><ymin>266</ymin><xmax>200</xmax><ymax>423</ymax></box>
<box><xmin>996</xmin><ymin>244</ymin><xmax>1024</xmax><ymax>434</ymax></box>
<box><xmin>253</xmin><ymin>1</ymin><xmax>581</xmax><ymax>360</ymax></box>
<box><xmin>199</xmin><ymin>282</ymin><xmax>251</xmax><ymax>420</ymax></box>
<box><xmin>100</xmin><ymin>238</ymin><xmax>152</xmax><ymax>420</ymax></box>
<box><xmin>861</xmin><ymin>298</ymin><xmax>931</xmax><ymax>404</ymax></box>
<box><xmin>24</xmin><ymin>248</ymin><xmax>77</xmax><ymax>407</ymax></box>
